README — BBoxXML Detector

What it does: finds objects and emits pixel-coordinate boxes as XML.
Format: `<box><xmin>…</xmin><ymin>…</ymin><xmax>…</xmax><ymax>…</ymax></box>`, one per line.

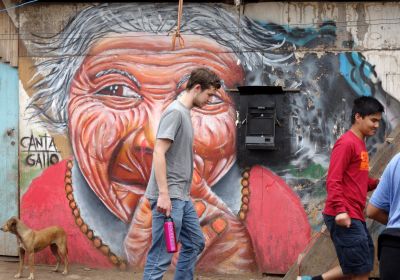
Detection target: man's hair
<box><xmin>351</xmin><ymin>96</ymin><xmax>384</xmax><ymax>124</ymax></box>
<box><xmin>186</xmin><ymin>68</ymin><xmax>221</xmax><ymax>91</ymax></box>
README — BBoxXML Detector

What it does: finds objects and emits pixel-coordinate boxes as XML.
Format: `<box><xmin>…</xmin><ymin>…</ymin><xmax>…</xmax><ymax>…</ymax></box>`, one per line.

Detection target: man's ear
<box><xmin>354</xmin><ymin>113</ymin><xmax>363</xmax><ymax>122</ymax></box>
<box><xmin>193</xmin><ymin>84</ymin><xmax>202</xmax><ymax>93</ymax></box>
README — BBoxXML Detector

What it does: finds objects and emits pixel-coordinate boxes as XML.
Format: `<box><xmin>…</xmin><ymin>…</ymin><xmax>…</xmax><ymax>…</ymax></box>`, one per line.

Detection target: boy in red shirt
<box><xmin>298</xmin><ymin>96</ymin><xmax>383</xmax><ymax>280</ymax></box>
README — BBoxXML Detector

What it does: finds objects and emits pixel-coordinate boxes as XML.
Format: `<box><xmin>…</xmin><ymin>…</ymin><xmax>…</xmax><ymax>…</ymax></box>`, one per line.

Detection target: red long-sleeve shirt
<box><xmin>323</xmin><ymin>130</ymin><xmax>379</xmax><ymax>221</ymax></box>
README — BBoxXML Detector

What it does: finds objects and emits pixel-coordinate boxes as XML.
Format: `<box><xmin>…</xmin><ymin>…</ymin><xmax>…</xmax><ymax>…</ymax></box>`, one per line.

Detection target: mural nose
<box><xmin>144</xmin><ymin>123</ymin><xmax>155</xmax><ymax>150</ymax></box>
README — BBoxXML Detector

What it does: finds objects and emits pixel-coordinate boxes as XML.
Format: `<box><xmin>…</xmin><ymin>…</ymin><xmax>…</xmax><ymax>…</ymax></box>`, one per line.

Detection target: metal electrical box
<box><xmin>235</xmin><ymin>85</ymin><xmax>300</xmax><ymax>168</ymax></box>
<box><xmin>245</xmin><ymin>105</ymin><xmax>276</xmax><ymax>149</ymax></box>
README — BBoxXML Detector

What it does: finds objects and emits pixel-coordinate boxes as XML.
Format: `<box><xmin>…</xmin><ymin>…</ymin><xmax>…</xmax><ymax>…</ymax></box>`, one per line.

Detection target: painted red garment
<box><xmin>21</xmin><ymin>160</ymin><xmax>311</xmax><ymax>273</ymax></box>
<box><xmin>21</xmin><ymin>159</ymin><xmax>113</xmax><ymax>268</ymax></box>
<box><xmin>245</xmin><ymin>165</ymin><xmax>312</xmax><ymax>274</ymax></box>
<box><xmin>323</xmin><ymin>130</ymin><xmax>379</xmax><ymax>221</ymax></box>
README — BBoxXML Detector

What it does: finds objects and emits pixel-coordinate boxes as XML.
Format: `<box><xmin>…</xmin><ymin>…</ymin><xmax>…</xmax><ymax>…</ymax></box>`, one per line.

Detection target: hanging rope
<box><xmin>171</xmin><ymin>0</ymin><xmax>185</xmax><ymax>50</ymax></box>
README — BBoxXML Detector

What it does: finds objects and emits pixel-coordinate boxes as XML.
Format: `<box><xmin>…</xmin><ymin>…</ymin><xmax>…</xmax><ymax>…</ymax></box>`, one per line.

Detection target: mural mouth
<box><xmin>109</xmin><ymin>144</ymin><xmax>153</xmax><ymax>194</ymax></box>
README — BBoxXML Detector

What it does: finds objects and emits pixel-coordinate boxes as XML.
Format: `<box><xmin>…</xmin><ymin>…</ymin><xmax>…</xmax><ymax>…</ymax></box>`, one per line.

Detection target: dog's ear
<box><xmin>8</xmin><ymin>217</ymin><xmax>17</xmax><ymax>230</ymax></box>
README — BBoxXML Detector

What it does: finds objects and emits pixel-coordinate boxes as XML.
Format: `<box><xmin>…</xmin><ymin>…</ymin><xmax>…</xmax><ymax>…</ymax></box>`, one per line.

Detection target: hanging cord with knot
<box><xmin>171</xmin><ymin>0</ymin><xmax>185</xmax><ymax>50</ymax></box>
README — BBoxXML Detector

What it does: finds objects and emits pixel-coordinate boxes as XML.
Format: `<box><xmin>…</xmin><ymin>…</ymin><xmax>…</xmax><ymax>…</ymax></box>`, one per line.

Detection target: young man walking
<box><xmin>143</xmin><ymin>68</ymin><xmax>221</xmax><ymax>280</ymax></box>
<box><xmin>298</xmin><ymin>96</ymin><xmax>384</xmax><ymax>280</ymax></box>
<box><xmin>367</xmin><ymin>152</ymin><xmax>400</xmax><ymax>280</ymax></box>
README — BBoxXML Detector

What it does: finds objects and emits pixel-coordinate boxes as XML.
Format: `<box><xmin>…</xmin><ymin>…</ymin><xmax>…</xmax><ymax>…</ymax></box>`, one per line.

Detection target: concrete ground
<box><xmin>0</xmin><ymin>257</ymin><xmax>283</xmax><ymax>280</ymax></box>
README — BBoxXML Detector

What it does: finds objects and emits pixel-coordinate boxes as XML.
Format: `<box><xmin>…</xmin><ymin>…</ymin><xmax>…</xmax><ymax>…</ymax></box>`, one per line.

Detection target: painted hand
<box><xmin>123</xmin><ymin>198</ymin><xmax>152</xmax><ymax>267</ymax></box>
<box><xmin>123</xmin><ymin>196</ymin><xmax>257</xmax><ymax>273</ymax></box>
<box><xmin>191</xmin><ymin>199</ymin><xmax>257</xmax><ymax>273</ymax></box>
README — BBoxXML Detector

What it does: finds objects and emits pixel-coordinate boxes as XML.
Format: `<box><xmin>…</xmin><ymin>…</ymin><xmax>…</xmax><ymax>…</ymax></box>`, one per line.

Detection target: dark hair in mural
<box><xmin>27</xmin><ymin>3</ymin><xmax>296</xmax><ymax>132</ymax></box>
<box><xmin>186</xmin><ymin>67</ymin><xmax>221</xmax><ymax>91</ymax></box>
<box><xmin>351</xmin><ymin>96</ymin><xmax>384</xmax><ymax>124</ymax></box>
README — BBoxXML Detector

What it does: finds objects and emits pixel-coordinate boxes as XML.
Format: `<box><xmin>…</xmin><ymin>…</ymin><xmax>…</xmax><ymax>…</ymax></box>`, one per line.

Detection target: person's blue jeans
<box><xmin>143</xmin><ymin>199</ymin><xmax>205</xmax><ymax>280</ymax></box>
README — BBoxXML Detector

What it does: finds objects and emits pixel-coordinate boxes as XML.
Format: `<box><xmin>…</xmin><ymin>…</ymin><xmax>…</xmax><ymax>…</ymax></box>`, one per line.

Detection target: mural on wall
<box><xmin>20</xmin><ymin>3</ymin><xmax>400</xmax><ymax>274</ymax></box>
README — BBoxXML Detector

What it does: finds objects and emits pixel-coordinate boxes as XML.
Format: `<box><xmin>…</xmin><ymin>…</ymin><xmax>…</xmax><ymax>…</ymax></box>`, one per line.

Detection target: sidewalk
<box><xmin>0</xmin><ymin>257</ymin><xmax>282</xmax><ymax>280</ymax></box>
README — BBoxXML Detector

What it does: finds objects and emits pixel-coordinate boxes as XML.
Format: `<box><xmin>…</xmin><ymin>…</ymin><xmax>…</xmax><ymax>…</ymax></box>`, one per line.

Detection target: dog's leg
<box><xmin>14</xmin><ymin>248</ymin><xmax>25</xmax><ymax>278</ymax></box>
<box><xmin>62</xmin><ymin>254</ymin><xmax>69</xmax><ymax>275</ymax></box>
<box><xmin>50</xmin><ymin>244</ymin><xmax>61</xmax><ymax>272</ymax></box>
<box><xmin>27</xmin><ymin>252</ymin><xmax>35</xmax><ymax>280</ymax></box>
<box><xmin>58</xmin><ymin>246</ymin><xmax>68</xmax><ymax>275</ymax></box>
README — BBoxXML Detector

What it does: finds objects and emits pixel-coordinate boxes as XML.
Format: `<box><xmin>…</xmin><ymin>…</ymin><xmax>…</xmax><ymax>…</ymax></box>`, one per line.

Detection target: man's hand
<box><xmin>335</xmin><ymin>212</ymin><xmax>351</xmax><ymax>228</ymax></box>
<box><xmin>157</xmin><ymin>193</ymin><xmax>172</xmax><ymax>217</ymax></box>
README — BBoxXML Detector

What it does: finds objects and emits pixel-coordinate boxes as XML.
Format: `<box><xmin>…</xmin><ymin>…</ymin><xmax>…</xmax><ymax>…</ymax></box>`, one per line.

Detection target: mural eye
<box><xmin>208</xmin><ymin>94</ymin><xmax>223</xmax><ymax>105</ymax></box>
<box><xmin>96</xmin><ymin>85</ymin><xmax>142</xmax><ymax>99</ymax></box>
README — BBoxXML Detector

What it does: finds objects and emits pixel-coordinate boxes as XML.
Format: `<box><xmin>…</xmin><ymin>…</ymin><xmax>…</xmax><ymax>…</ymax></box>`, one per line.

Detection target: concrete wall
<box><xmin>16</xmin><ymin>2</ymin><xmax>400</xmax><ymax>274</ymax></box>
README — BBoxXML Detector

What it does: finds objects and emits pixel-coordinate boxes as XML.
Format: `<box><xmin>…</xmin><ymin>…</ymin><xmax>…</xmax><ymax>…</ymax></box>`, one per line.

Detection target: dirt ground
<box><xmin>0</xmin><ymin>257</ymin><xmax>283</xmax><ymax>280</ymax></box>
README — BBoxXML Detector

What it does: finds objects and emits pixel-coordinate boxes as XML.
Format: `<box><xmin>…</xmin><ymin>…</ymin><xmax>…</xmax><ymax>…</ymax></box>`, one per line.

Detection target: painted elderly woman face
<box><xmin>68</xmin><ymin>34</ymin><xmax>245</xmax><ymax>222</ymax></box>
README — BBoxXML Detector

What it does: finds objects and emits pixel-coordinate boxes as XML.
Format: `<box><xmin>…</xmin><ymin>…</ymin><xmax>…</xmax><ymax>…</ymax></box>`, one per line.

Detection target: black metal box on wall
<box><xmin>235</xmin><ymin>86</ymin><xmax>299</xmax><ymax>168</ymax></box>
<box><xmin>245</xmin><ymin>104</ymin><xmax>276</xmax><ymax>149</ymax></box>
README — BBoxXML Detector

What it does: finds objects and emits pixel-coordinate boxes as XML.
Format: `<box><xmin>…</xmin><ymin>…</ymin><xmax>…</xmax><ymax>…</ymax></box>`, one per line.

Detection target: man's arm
<box><xmin>153</xmin><ymin>138</ymin><xmax>172</xmax><ymax>217</ymax></box>
<box><xmin>367</xmin><ymin>177</ymin><xmax>379</xmax><ymax>191</ymax></box>
<box><xmin>367</xmin><ymin>154</ymin><xmax>397</xmax><ymax>226</ymax></box>
<box><xmin>326</xmin><ymin>141</ymin><xmax>352</xmax><ymax>227</ymax></box>
<box><xmin>366</xmin><ymin>204</ymin><xmax>388</xmax><ymax>225</ymax></box>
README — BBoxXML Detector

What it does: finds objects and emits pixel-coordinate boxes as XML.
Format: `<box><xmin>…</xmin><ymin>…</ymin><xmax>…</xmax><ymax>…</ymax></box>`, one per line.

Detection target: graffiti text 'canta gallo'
<box><xmin>20</xmin><ymin>133</ymin><xmax>60</xmax><ymax>168</ymax></box>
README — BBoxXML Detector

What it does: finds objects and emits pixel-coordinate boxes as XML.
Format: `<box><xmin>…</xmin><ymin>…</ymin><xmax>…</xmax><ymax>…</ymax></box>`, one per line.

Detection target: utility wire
<box><xmin>0</xmin><ymin>0</ymin><xmax>39</xmax><ymax>13</ymax></box>
<box><xmin>0</xmin><ymin>0</ymin><xmax>398</xmax><ymax>27</ymax></box>
<box><xmin>15</xmin><ymin>45</ymin><xmax>400</xmax><ymax>59</ymax></box>
<box><xmin>0</xmin><ymin>2</ymin><xmax>399</xmax><ymax>42</ymax></box>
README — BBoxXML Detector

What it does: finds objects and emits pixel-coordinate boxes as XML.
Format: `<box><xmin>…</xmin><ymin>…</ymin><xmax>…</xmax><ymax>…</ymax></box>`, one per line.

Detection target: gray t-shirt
<box><xmin>145</xmin><ymin>100</ymin><xmax>194</xmax><ymax>201</ymax></box>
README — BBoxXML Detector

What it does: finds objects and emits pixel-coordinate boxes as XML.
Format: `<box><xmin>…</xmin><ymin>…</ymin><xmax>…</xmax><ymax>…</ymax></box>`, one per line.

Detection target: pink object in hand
<box><xmin>164</xmin><ymin>217</ymin><xmax>177</xmax><ymax>253</ymax></box>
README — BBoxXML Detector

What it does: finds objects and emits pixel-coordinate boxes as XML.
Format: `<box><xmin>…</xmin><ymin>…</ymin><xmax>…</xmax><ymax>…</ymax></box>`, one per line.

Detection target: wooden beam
<box><xmin>0</xmin><ymin>2</ymin><xmax>18</xmax><ymax>67</ymax></box>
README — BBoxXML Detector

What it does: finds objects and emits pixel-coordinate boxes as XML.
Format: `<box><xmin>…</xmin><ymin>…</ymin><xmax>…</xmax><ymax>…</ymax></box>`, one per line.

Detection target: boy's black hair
<box><xmin>351</xmin><ymin>96</ymin><xmax>384</xmax><ymax>124</ymax></box>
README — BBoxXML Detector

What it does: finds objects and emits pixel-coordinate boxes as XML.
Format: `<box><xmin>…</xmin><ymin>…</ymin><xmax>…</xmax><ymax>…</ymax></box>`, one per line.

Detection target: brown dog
<box><xmin>0</xmin><ymin>217</ymin><xmax>68</xmax><ymax>279</ymax></box>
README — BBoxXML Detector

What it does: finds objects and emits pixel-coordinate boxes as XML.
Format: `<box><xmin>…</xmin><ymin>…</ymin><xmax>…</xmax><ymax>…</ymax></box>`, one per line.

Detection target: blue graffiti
<box><xmin>256</xmin><ymin>20</ymin><xmax>336</xmax><ymax>46</ymax></box>
<box><xmin>339</xmin><ymin>52</ymin><xmax>377</xmax><ymax>97</ymax></box>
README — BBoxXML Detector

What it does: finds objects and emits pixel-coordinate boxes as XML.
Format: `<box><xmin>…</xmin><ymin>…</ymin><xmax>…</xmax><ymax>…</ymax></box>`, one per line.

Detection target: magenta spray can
<box><xmin>164</xmin><ymin>216</ymin><xmax>177</xmax><ymax>253</ymax></box>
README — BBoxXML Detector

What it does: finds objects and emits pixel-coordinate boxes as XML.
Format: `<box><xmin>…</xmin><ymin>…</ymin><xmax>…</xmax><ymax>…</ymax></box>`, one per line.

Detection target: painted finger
<box><xmin>123</xmin><ymin>197</ymin><xmax>152</xmax><ymax>267</ymax></box>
